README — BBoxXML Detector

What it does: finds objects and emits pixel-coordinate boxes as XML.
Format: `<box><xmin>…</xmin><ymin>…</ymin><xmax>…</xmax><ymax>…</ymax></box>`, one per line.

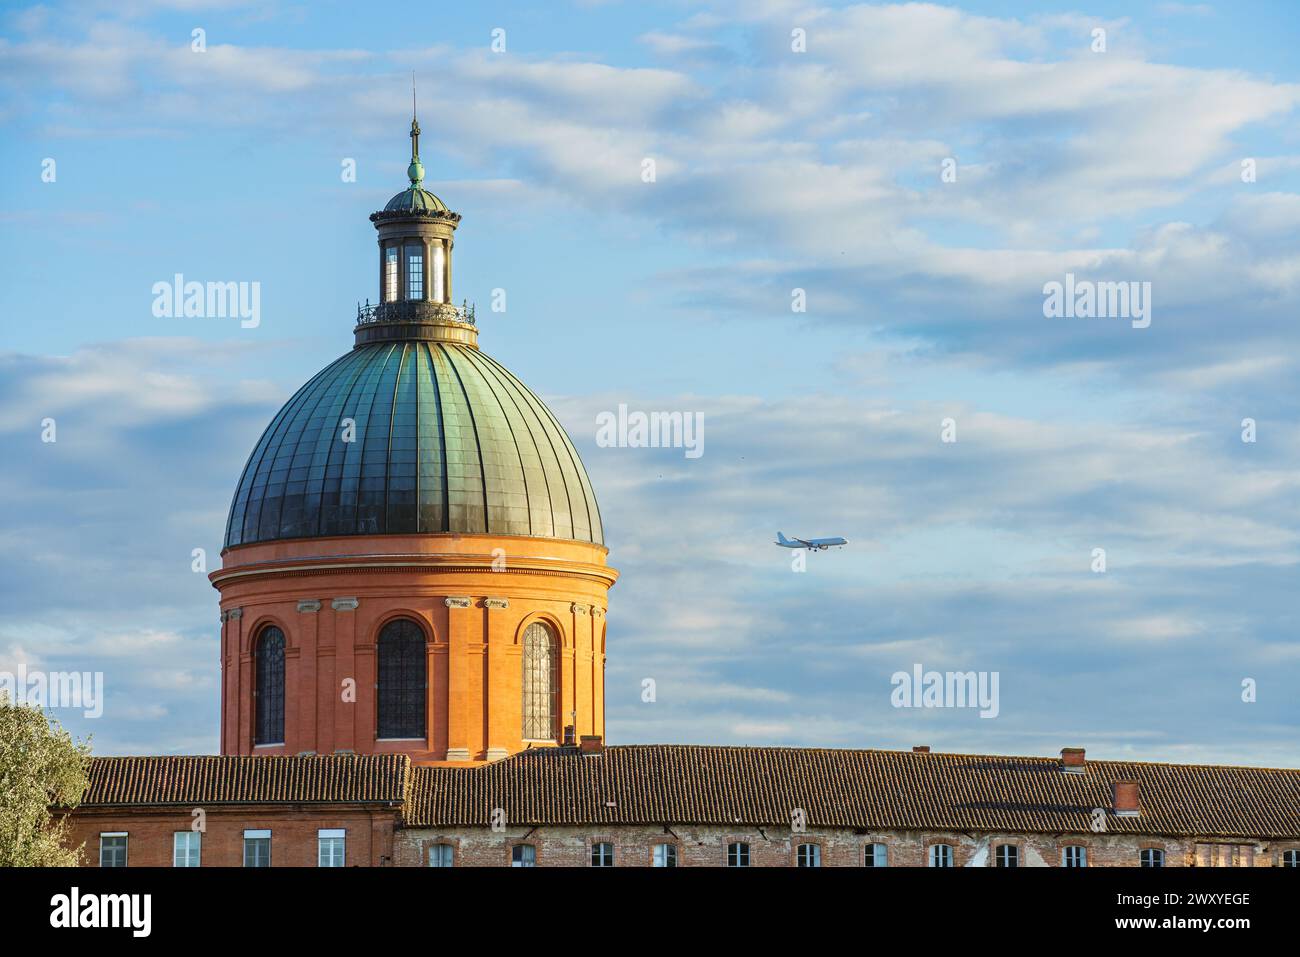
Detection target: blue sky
<box><xmin>1</xmin><ymin>0</ymin><xmax>1298</xmax><ymax>765</ymax></box>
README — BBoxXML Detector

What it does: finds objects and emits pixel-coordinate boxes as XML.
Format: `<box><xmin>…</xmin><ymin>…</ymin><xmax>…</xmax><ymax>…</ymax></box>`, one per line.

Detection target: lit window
<box><xmin>173</xmin><ymin>831</ymin><xmax>201</xmax><ymax>867</ymax></box>
<box><xmin>428</xmin><ymin>844</ymin><xmax>453</xmax><ymax>867</ymax></box>
<box><xmin>99</xmin><ymin>833</ymin><xmax>128</xmax><ymax>868</ymax></box>
<box><xmin>384</xmin><ymin>245</ymin><xmax>399</xmax><ymax>302</ymax></box>
<box><xmin>318</xmin><ymin>829</ymin><xmax>346</xmax><ymax>867</ymax></box>
<box><xmin>522</xmin><ymin>621</ymin><xmax>558</xmax><ymax>741</ymax></box>
<box><xmin>254</xmin><ymin>626</ymin><xmax>285</xmax><ymax>745</ymax></box>
<box><xmin>929</xmin><ymin>843</ymin><xmax>954</xmax><ymax>868</ymax></box>
<box><xmin>511</xmin><ymin>844</ymin><xmax>536</xmax><ymax>868</ymax></box>
<box><xmin>591</xmin><ymin>842</ymin><xmax>614</xmax><ymax>867</ymax></box>
<box><xmin>864</xmin><ymin>843</ymin><xmax>887</xmax><ymax>867</ymax></box>
<box><xmin>431</xmin><ymin>242</ymin><xmax>446</xmax><ymax>302</ymax></box>
<box><xmin>1063</xmin><ymin>845</ymin><xmax>1087</xmax><ymax>868</ymax></box>
<box><xmin>376</xmin><ymin>618</ymin><xmax>426</xmax><ymax>739</ymax></box>
<box><xmin>1283</xmin><ymin>849</ymin><xmax>1300</xmax><ymax>868</ymax></box>
<box><xmin>797</xmin><ymin>843</ymin><xmax>821</xmax><ymax>867</ymax></box>
<box><xmin>653</xmin><ymin>843</ymin><xmax>677</xmax><ymax>868</ymax></box>
<box><xmin>727</xmin><ymin>842</ymin><xmax>750</xmax><ymax>867</ymax></box>
<box><xmin>406</xmin><ymin>244</ymin><xmax>424</xmax><ymax>300</ymax></box>
<box><xmin>995</xmin><ymin>844</ymin><xmax>1019</xmax><ymax>868</ymax></box>
<box><xmin>243</xmin><ymin>830</ymin><xmax>271</xmax><ymax>868</ymax></box>
<box><xmin>1141</xmin><ymin>848</ymin><xmax>1164</xmax><ymax>868</ymax></box>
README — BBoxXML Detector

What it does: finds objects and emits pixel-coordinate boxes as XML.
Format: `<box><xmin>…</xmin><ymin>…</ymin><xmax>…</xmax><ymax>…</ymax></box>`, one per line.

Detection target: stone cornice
<box><xmin>210</xmin><ymin>554</ymin><xmax>619</xmax><ymax>590</ymax></box>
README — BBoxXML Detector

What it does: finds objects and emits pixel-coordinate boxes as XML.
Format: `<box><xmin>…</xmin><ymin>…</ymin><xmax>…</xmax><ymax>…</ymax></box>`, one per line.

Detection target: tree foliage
<box><xmin>0</xmin><ymin>694</ymin><xmax>92</xmax><ymax>866</ymax></box>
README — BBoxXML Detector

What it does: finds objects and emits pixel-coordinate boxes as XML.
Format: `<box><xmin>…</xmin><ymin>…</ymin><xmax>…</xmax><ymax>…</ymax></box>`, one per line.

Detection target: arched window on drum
<box><xmin>376</xmin><ymin>619</ymin><xmax>427</xmax><ymax>739</ymax></box>
<box><xmin>521</xmin><ymin>621</ymin><xmax>559</xmax><ymax>742</ymax></box>
<box><xmin>254</xmin><ymin>626</ymin><xmax>285</xmax><ymax>746</ymax></box>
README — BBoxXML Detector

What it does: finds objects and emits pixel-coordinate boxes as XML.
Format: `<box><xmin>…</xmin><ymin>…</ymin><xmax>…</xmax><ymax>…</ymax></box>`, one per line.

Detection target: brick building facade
<box><xmin>63</xmin><ymin>744</ymin><xmax>1300</xmax><ymax>868</ymax></box>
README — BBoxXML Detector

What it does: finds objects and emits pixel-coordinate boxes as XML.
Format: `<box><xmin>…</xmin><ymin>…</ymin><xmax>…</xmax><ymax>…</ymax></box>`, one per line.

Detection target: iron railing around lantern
<box><xmin>355</xmin><ymin>299</ymin><xmax>476</xmax><ymax>327</ymax></box>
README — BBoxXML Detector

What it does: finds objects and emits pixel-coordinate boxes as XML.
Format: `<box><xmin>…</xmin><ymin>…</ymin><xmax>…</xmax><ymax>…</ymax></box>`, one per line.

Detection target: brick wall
<box><xmin>394</xmin><ymin>824</ymin><xmax>1296</xmax><ymax>867</ymax></box>
<box><xmin>63</xmin><ymin>806</ymin><xmax>397</xmax><ymax>867</ymax></box>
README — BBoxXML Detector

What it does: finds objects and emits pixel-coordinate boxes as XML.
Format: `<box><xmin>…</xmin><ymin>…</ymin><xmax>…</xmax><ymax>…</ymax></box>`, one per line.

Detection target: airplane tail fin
<box><xmin>776</xmin><ymin>531</ymin><xmax>790</xmax><ymax>545</ymax></box>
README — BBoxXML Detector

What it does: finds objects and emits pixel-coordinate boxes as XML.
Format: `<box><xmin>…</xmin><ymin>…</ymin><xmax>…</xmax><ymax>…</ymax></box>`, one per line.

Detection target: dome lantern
<box><xmin>360</xmin><ymin>95</ymin><xmax>473</xmax><ymax>348</ymax></box>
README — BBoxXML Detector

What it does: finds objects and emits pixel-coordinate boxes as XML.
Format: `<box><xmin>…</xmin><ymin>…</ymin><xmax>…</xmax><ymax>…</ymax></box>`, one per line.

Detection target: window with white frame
<box><xmin>405</xmin><ymin>243</ymin><xmax>424</xmax><ymax>300</ymax></box>
<box><xmin>653</xmin><ymin>843</ymin><xmax>677</xmax><ymax>868</ymax></box>
<box><xmin>428</xmin><ymin>844</ymin><xmax>453</xmax><ymax>867</ymax></box>
<box><xmin>318</xmin><ymin>829</ymin><xmax>346</xmax><ymax>867</ymax></box>
<box><xmin>1140</xmin><ymin>847</ymin><xmax>1164</xmax><ymax>868</ymax></box>
<box><xmin>173</xmin><ymin>831</ymin><xmax>201</xmax><ymax>867</ymax></box>
<box><xmin>796</xmin><ymin>843</ymin><xmax>821</xmax><ymax>867</ymax></box>
<box><xmin>243</xmin><ymin>830</ymin><xmax>271</xmax><ymax>867</ymax></box>
<box><xmin>727</xmin><ymin>842</ymin><xmax>750</xmax><ymax>867</ymax></box>
<box><xmin>1283</xmin><ymin>849</ymin><xmax>1300</xmax><ymax>868</ymax></box>
<box><xmin>591</xmin><ymin>842</ymin><xmax>614</xmax><ymax>867</ymax></box>
<box><xmin>929</xmin><ymin>843</ymin><xmax>954</xmax><ymax>868</ymax></box>
<box><xmin>864</xmin><ymin>843</ymin><xmax>888</xmax><ymax>867</ymax></box>
<box><xmin>995</xmin><ymin>844</ymin><xmax>1019</xmax><ymax>868</ymax></box>
<box><xmin>511</xmin><ymin>844</ymin><xmax>536</xmax><ymax>867</ymax></box>
<box><xmin>1062</xmin><ymin>845</ymin><xmax>1087</xmax><ymax>867</ymax></box>
<box><xmin>99</xmin><ymin>833</ymin><xmax>128</xmax><ymax>868</ymax></box>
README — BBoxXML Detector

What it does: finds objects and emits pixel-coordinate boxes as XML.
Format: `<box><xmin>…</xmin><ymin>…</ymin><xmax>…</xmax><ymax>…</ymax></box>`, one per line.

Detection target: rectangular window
<box><xmin>431</xmin><ymin>242</ymin><xmax>446</xmax><ymax>303</ymax></box>
<box><xmin>428</xmin><ymin>844</ymin><xmax>454</xmax><ymax>867</ymax></box>
<box><xmin>99</xmin><ymin>833</ymin><xmax>128</xmax><ymax>868</ymax></box>
<box><xmin>173</xmin><ymin>831</ymin><xmax>201</xmax><ymax>867</ymax></box>
<box><xmin>1282</xmin><ymin>849</ymin><xmax>1300</xmax><ymax>868</ymax></box>
<box><xmin>995</xmin><ymin>844</ymin><xmax>1019</xmax><ymax>868</ymax></box>
<box><xmin>653</xmin><ymin>843</ymin><xmax>677</xmax><ymax>868</ymax></box>
<box><xmin>511</xmin><ymin>844</ymin><xmax>536</xmax><ymax>868</ymax></box>
<box><xmin>864</xmin><ymin>843</ymin><xmax>887</xmax><ymax>867</ymax></box>
<box><xmin>1062</xmin><ymin>845</ymin><xmax>1087</xmax><ymax>868</ymax></box>
<box><xmin>727</xmin><ymin>842</ymin><xmax>750</xmax><ymax>867</ymax></box>
<box><xmin>591</xmin><ymin>842</ymin><xmax>614</xmax><ymax>867</ymax></box>
<box><xmin>384</xmin><ymin>246</ymin><xmax>399</xmax><ymax>302</ymax></box>
<box><xmin>797</xmin><ymin>843</ymin><xmax>821</xmax><ymax>867</ymax></box>
<box><xmin>318</xmin><ymin>829</ymin><xmax>346</xmax><ymax>867</ymax></box>
<box><xmin>405</xmin><ymin>244</ymin><xmax>424</xmax><ymax>300</ymax></box>
<box><xmin>929</xmin><ymin>844</ymin><xmax>954</xmax><ymax>868</ymax></box>
<box><xmin>244</xmin><ymin>830</ymin><xmax>271</xmax><ymax>868</ymax></box>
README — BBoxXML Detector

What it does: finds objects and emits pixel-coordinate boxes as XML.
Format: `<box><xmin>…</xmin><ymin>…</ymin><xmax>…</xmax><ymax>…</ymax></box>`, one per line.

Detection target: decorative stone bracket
<box><xmin>482</xmin><ymin>598</ymin><xmax>509</xmax><ymax>610</ymax></box>
<box><xmin>220</xmin><ymin>608</ymin><xmax>243</xmax><ymax>623</ymax></box>
<box><xmin>297</xmin><ymin>599</ymin><xmax>322</xmax><ymax>613</ymax></box>
<box><xmin>444</xmin><ymin>596</ymin><xmax>472</xmax><ymax>608</ymax></box>
<box><xmin>331</xmin><ymin>597</ymin><xmax>360</xmax><ymax>611</ymax></box>
<box><xmin>571</xmin><ymin>603</ymin><xmax>589</xmax><ymax>615</ymax></box>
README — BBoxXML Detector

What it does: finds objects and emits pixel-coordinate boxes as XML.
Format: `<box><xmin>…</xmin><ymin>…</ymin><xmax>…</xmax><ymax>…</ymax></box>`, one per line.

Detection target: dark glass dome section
<box><xmin>225</xmin><ymin>341</ymin><xmax>603</xmax><ymax>547</ymax></box>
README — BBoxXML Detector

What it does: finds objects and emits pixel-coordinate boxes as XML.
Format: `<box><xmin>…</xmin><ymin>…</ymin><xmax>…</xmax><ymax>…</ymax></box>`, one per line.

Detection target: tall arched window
<box><xmin>254</xmin><ymin>626</ymin><xmax>285</xmax><ymax>745</ymax></box>
<box><xmin>522</xmin><ymin>621</ymin><xmax>558</xmax><ymax>741</ymax></box>
<box><xmin>377</xmin><ymin>618</ymin><xmax>427</xmax><ymax>739</ymax></box>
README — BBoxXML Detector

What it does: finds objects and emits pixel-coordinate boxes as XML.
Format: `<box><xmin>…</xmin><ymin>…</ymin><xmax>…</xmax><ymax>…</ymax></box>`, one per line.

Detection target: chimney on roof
<box><xmin>579</xmin><ymin>735</ymin><xmax>603</xmax><ymax>755</ymax></box>
<box><xmin>1061</xmin><ymin>747</ymin><xmax>1086</xmax><ymax>773</ymax></box>
<box><xmin>1112</xmin><ymin>779</ymin><xmax>1140</xmax><ymax>817</ymax></box>
<box><xmin>562</xmin><ymin>724</ymin><xmax>576</xmax><ymax>747</ymax></box>
<box><xmin>912</xmin><ymin>746</ymin><xmax>930</xmax><ymax>753</ymax></box>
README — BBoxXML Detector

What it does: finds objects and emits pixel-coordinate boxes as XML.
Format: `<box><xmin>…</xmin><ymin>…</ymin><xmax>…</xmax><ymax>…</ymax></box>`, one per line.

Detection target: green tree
<box><xmin>0</xmin><ymin>694</ymin><xmax>92</xmax><ymax>866</ymax></box>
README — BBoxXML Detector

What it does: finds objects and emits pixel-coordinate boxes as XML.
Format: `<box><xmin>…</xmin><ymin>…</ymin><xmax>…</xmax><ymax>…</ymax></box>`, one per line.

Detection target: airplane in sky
<box><xmin>775</xmin><ymin>531</ymin><xmax>848</xmax><ymax>551</ymax></box>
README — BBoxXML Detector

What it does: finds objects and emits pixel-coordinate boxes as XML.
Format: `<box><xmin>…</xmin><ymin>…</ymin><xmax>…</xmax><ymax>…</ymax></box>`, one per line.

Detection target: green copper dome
<box><xmin>225</xmin><ymin>341</ymin><xmax>603</xmax><ymax>548</ymax></box>
<box><xmin>383</xmin><ymin>186</ymin><xmax>449</xmax><ymax>213</ymax></box>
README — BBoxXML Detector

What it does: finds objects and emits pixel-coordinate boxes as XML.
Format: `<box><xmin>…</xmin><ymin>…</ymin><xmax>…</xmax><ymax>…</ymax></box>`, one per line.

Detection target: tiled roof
<box><xmin>80</xmin><ymin>754</ymin><xmax>410</xmax><ymax>807</ymax></box>
<box><xmin>405</xmin><ymin>745</ymin><xmax>1300</xmax><ymax>839</ymax></box>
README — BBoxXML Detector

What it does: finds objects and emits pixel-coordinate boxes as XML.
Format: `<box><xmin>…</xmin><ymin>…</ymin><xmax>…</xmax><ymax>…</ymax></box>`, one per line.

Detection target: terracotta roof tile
<box><xmin>80</xmin><ymin>754</ymin><xmax>410</xmax><ymax>807</ymax></box>
<box><xmin>405</xmin><ymin>745</ymin><xmax>1300</xmax><ymax>838</ymax></box>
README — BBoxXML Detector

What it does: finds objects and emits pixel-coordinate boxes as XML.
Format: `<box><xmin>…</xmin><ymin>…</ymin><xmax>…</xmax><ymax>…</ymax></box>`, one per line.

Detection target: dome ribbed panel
<box><xmin>224</xmin><ymin>342</ymin><xmax>602</xmax><ymax>547</ymax></box>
